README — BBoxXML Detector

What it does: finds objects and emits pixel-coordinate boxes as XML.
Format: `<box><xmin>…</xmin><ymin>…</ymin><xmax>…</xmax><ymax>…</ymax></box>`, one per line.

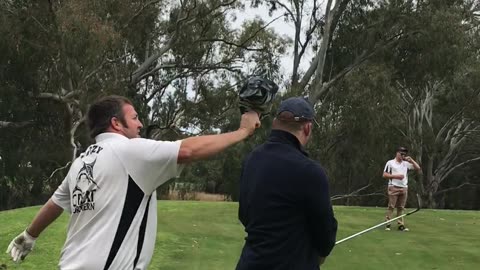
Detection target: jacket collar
<box><xmin>268</xmin><ymin>129</ymin><xmax>309</xmax><ymax>157</ymax></box>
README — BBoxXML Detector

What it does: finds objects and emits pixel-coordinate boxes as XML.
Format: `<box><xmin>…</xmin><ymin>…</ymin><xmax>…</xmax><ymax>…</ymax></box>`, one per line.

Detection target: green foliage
<box><xmin>312</xmin><ymin>0</ymin><xmax>480</xmax><ymax>208</ymax></box>
<box><xmin>1</xmin><ymin>0</ymin><xmax>479</xmax><ymax>210</ymax></box>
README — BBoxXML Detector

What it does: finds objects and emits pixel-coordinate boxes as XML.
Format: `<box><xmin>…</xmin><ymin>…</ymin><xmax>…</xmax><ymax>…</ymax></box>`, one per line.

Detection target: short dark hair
<box><xmin>396</xmin><ymin>146</ymin><xmax>408</xmax><ymax>153</ymax></box>
<box><xmin>87</xmin><ymin>95</ymin><xmax>133</xmax><ymax>138</ymax></box>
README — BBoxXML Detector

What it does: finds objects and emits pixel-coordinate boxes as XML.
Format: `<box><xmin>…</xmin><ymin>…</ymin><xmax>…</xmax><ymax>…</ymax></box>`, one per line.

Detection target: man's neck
<box><xmin>272</xmin><ymin>128</ymin><xmax>306</xmax><ymax>146</ymax></box>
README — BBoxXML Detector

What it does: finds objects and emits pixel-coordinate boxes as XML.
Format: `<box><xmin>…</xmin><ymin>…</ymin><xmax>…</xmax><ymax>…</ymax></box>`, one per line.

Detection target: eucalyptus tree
<box><xmin>386</xmin><ymin>0</ymin><xmax>480</xmax><ymax>208</ymax></box>
<box><xmin>0</xmin><ymin>0</ymin><xmax>289</xmax><ymax>207</ymax></box>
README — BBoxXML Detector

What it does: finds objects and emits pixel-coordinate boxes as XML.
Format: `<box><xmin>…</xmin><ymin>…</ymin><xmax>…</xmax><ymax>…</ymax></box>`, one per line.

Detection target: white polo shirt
<box><xmin>51</xmin><ymin>133</ymin><xmax>183</xmax><ymax>270</ymax></box>
<box><xmin>384</xmin><ymin>159</ymin><xmax>414</xmax><ymax>188</ymax></box>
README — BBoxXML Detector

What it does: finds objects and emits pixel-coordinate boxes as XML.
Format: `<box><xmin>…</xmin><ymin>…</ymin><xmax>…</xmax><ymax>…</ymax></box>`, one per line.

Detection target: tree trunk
<box><xmin>424</xmin><ymin>156</ymin><xmax>439</xmax><ymax>208</ymax></box>
<box><xmin>427</xmin><ymin>189</ymin><xmax>436</xmax><ymax>208</ymax></box>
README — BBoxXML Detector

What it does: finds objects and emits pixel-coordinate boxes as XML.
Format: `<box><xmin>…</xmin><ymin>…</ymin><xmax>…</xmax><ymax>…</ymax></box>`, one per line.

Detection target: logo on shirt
<box><xmin>73</xmin><ymin>145</ymin><xmax>102</xmax><ymax>214</ymax></box>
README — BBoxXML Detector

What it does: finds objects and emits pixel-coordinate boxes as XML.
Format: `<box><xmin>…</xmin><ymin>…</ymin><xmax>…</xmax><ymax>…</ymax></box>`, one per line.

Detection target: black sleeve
<box><xmin>384</xmin><ymin>162</ymin><xmax>392</xmax><ymax>174</ymax></box>
<box><xmin>303</xmin><ymin>164</ymin><xmax>338</xmax><ymax>257</ymax></box>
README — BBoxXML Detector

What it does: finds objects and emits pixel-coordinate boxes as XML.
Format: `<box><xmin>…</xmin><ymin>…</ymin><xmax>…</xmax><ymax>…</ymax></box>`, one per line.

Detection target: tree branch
<box><xmin>436</xmin><ymin>87</ymin><xmax>480</xmax><ymax>143</ymax></box>
<box><xmin>313</xmin><ymin>48</ymin><xmax>375</xmax><ymax>100</ymax></box>
<box><xmin>35</xmin><ymin>91</ymin><xmax>81</xmax><ymax>105</ymax></box>
<box><xmin>434</xmin><ymin>182</ymin><xmax>480</xmax><ymax>196</ymax></box>
<box><xmin>0</xmin><ymin>121</ymin><xmax>33</xmax><ymax>129</ymax></box>
<box><xmin>291</xmin><ymin>1</ymin><xmax>302</xmax><ymax>84</ymax></box>
<box><xmin>296</xmin><ymin>0</ymin><xmax>347</xmax><ymax>92</ymax></box>
<box><xmin>145</xmin><ymin>73</ymin><xmax>189</xmax><ymax>102</ymax></box>
<box><xmin>131</xmin><ymin>0</ymin><xmax>240</xmax><ymax>84</ymax></box>
<box><xmin>82</xmin><ymin>52</ymin><xmax>131</xmax><ymax>86</ymax></box>
<box><xmin>131</xmin><ymin>38</ymin><xmax>176</xmax><ymax>84</ymax></box>
<box><xmin>236</xmin><ymin>13</ymin><xmax>285</xmax><ymax>49</ymax></box>
<box><xmin>138</xmin><ymin>61</ymin><xmax>241</xmax><ymax>83</ymax></box>
<box><xmin>330</xmin><ymin>184</ymin><xmax>377</xmax><ymax>201</ymax></box>
<box><xmin>196</xmin><ymin>38</ymin><xmax>267</xmax><ymax>51</ymax></box>
<box><xmin>331</xmin><ymin>192</ymin><xmax>385</xmax><ymax>201</ymax></box>
<box><xmin>123</xmin><ymin>0</ymin><xmax>163</xmax><ymax>29</ymax></box>
<box><xmin>310</xmin><ymin>30</ymin><xmax>420</xmax><ymax>102</ymax></box>
<box><xmin>441</xmin><ymin>157</ymin><xmax>480</xmax><ymax>181</ymax></box>
<box><xmin>273</xmin><ymin>0</ymin><xmax>296</xmax><ymax>23</ymax></box>
<box><xmin>154</xmin><ymin>63</ymin><xmax>242</xmax><ymax>71</ymax></box>
<box><xmin>70</xmin><ymin>116</ymin><xmax>85</xmax><ymax>161</ymax></box>
<box><xmin>297</xmin><ymin>0</ymin><xmax>322</xmax><ymax>68</ymax></box>
<box><xmin>46</xmin><ymin>161</ymin><xmax>72</xmax><ymax>180</ymax></box>
<box><xmin>307</xmin><ymin>0</ymin><xmax>343</xmax><ymax>92</ymax></box>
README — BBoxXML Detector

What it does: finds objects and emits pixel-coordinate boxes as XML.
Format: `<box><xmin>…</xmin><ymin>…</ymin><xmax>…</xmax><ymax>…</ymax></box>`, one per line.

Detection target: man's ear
<box><xmin>303</xmin><ymin>122</ymin><xmax>312</xmax><ymax>137</ymax></box>
<box><xmin>110</xmin><ymin>117</ymin><xmax>123</xmax><ymax>131</ymax></box>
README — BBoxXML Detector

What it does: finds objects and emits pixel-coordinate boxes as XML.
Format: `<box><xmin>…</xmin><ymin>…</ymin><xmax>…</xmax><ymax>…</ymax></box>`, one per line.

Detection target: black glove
<box><xmin>239</xmin><ymin>77</ymin><xmax>279</xmax><ymax>118</ymax></box>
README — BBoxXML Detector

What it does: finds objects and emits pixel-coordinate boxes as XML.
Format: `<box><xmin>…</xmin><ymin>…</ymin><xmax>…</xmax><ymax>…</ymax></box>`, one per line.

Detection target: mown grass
<box><xmin>1</xmin><ymin>201</ymin><xmax>479</xmax><ymax>269</ymax></box>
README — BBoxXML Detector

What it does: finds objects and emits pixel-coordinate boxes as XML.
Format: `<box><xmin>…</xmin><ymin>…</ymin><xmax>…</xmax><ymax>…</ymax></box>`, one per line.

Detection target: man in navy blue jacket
<box><xmin>236</xmin><ymin>97</ymin><xmax>337</xmax><ymax>270</ymax></box>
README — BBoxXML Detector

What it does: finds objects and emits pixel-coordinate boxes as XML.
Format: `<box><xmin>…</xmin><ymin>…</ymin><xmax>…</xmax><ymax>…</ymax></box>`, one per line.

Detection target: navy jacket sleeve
<box><xmin>303</xmin><ymin>164</ymin><xmax>338</xmax><ymax>257</ymax></box>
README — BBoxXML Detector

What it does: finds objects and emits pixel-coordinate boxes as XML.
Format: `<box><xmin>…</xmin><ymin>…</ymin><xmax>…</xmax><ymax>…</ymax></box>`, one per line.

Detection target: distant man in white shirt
<box><xmin>382</xmin><ymin>146</ymin><xmax>421</xmax><ymax>231</ymax></box>
<box><xmin>6</xmin><ymin>95</ymin><xmax>260</xmax><ymax>269</ymax></box>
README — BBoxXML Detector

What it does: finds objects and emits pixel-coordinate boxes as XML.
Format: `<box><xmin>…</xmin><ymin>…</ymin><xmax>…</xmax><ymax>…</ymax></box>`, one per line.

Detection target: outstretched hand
<box><xmin>6</xmin><ymin>230</ymin><xmax>36</xmax><ymax>263</ymax></box>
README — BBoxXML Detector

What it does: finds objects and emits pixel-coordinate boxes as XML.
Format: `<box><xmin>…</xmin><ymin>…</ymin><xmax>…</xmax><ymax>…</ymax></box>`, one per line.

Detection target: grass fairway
<box><xmin>1</xmin><ymin>201</ymin><xmax>479</xmax><ymax>270</ymax></box>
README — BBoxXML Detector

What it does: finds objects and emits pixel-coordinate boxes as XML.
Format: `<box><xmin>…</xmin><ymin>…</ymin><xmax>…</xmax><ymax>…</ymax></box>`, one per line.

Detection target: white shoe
<box><xmin>398</xmin><ymin>225</ymin><xmax>409</xmax><ymax>231</ymax></box>
<box><xmin>385</xmin><ymin>224</ymin><xmax>391</xmax><ymax>231</ymax></box>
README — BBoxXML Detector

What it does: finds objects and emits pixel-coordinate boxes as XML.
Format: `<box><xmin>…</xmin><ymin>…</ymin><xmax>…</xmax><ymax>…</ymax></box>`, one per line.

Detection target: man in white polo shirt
<box><xmin>382</xmin><ymin>146</ymin><xmax>421</xmax><ymax>231</ymax></box>
<box><xmin>6</xmin><ymin>95</ymin><xmax>260</xmax><ymax>269</ymax></box>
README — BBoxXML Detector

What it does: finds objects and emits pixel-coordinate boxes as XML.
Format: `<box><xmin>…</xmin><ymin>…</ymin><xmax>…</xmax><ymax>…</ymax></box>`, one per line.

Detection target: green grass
<box><xmin>1</xmin><ymin>201</ymin><xmax>479</xmax><ymax>270</ymax></box>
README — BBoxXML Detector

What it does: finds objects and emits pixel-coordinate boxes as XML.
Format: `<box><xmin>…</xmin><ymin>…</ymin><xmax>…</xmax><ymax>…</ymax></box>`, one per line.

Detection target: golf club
<box><xmin>335</xmin><ymin>193</ymin><xmax>422</xmax><ymax>245</ymax></box>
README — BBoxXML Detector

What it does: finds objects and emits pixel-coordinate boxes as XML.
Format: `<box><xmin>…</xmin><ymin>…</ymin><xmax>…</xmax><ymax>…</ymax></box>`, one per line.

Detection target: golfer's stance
<box><xmin>382</xmin><ymin>146</ymin><xmax>421</xmax><ymax>231</ymax></box>
<box><xmin>6</xmin><ymin>95</ymin><xmax>260</xmax><ymax>269</ymax></box>
<box><xmin>236</xmin><ymin>97</ymin><xmax>338</xmax><ymax>270</ymax></box>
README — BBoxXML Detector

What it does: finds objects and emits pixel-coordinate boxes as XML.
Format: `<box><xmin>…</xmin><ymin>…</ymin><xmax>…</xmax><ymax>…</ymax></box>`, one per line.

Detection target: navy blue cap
<box><xmin>277</xmin><ymin>97</ymin><xmax>315</xmax><ymax>121</ymax></box>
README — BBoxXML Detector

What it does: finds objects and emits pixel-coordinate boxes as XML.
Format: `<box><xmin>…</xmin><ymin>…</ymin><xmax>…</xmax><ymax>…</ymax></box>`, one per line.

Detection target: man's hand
<box><xmin>239</xmin><ymin>111</ymin><xmax>261</xmax><ymax>136</ymax></box>
<box><xmin>6</xmin><ymin>230</ymin><xmax>37</xmax><ymax>263</ymax></box>
<box><xmin>405</xmin><ymin>156</ymin><xmax>421</xmax><ymax>171</ymax></box>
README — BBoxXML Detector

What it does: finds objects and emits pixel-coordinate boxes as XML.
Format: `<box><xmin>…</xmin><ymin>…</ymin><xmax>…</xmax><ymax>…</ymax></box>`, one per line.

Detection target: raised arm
<box><xmin>177</xmin><ymin>111</ymin><xmax>260</xmax><ymax>164</ymax></box>
<box><xmin>405</xmin><ymin>156</ymin><xmax>421</xmax><ymax>172</ymax></box>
